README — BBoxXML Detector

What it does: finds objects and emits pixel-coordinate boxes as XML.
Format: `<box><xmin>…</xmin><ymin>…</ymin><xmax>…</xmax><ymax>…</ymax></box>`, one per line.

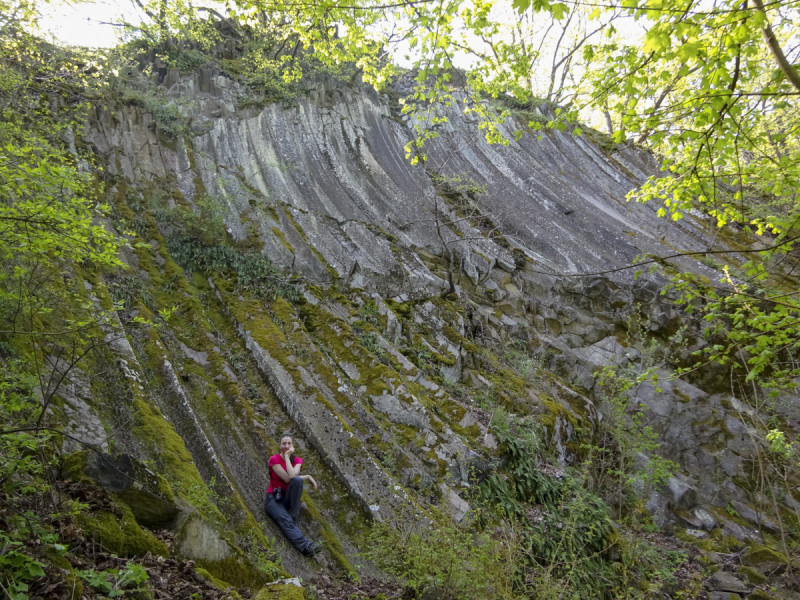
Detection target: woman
<box><xmin>264</xmin><ymin>435</ymin><xmax>322</xmax><ymax>556</ymax></box>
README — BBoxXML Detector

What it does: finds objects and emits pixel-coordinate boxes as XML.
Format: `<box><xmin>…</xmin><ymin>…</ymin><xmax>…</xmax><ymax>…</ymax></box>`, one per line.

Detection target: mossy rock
<box><xmin>737</xmin><ymin>566</ymin><xmax>767</xmax><ymax>585</ymax></box>
<box><xmin>253</xmin><ymin>580</ymin><xmax>307</xmax><ymax>600</ymax></box>
<box><xmin>705</xmin><ymin>530</ymin><xmax>745</xmax><ymax>554</ymax></box>
<box><xmin>301</xmin><ymin>493</ymin><xmax>355</xmax><ymax>575</ymax></box>
<box><xmin>194</xmin><ymin>568</ymin><xmax>244</xmax><ymax>599</ymax></box>
<box><xmin>175</xmin><ymin>512</ymin><xmax>234</xmax><ymax>562</ymax></box>
<box><xmin>127</xmin><ymin>394</ymin><xmax>217</xmax><ymax>519</ymax></box>
<box><xmin>741</xmin><ymin>545</ymin><xmax>789</xmax><ymax>575</ymax></box>
<box><xmin>746</xmin><ymin>590</ymin><xmax>778</xmax><ymax>600</ymax></box>
<box><xmin>62</xmin><ymin>451</ymin><xmax>92</xmax><ymax>482</ymax></box>
<box><xmin>77</xmin><ymin>503</ymin><xmax>169</xmax><ymax>558</ymax></box>
<box><xmin>63</xmin><ymin>451</ymin><xmax>179</xmax><ymax>527</ymax></box>
<box><xmin>175</xmin><ymin>512</ymin><xmax>268</xmax><ymax>590</ymax></box>
<box><xmin>195</xmin><ymin>554</ymin><xmax>268</xmax><ymax>592</ymax></box>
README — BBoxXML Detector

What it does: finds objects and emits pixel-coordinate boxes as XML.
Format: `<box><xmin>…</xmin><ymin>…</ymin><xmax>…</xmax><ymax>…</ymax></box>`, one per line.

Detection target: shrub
<box><xmin>472</xmin><ymin>414</ymin><xmax>618</xmax><ymax>598</ymax></box>
<box><xmin>364</xmin><ymin>519</ymin><xmax>515</xmax><ymax>600</ymax></box>
<box><xmin>166</xmin><ymin>238</ymin><xmax>297</xmax><ymax>304</ymax></box>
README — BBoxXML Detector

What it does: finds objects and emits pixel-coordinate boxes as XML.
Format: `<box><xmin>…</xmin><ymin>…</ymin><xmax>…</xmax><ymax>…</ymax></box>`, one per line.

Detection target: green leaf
<box><xmin>643</xmin><ymin>30</ymin><xmax>671</xmax><ymax>53</ymax></box>
<box><xmin>551</xmin><ymin>3</ymin><xmax>569</xmax><ymax>19</ymax></box>
<box><xmin>677</xmin><ymin>41</ymin><xmax>701</xmax><ymax>61</ymax></box>
<box><xmin>732</xmin><ymin>24</ymin><xmax>750</xmax><ymax>44</ymax></box>
<box><xmin>511</xmin><ymin>0</ymin><xmax>532</xmax><ymax>13</ymax></box>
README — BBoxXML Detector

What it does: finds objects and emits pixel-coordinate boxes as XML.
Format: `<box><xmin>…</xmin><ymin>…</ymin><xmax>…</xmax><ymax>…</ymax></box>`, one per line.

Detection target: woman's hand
<box><xmin>302</xmin><ymin>475</ymin><xmax>318</xmax><ymax>490</ymax></box>
<box><xmin>278</xmin><ymin>447</ymin><xmax>301</xmax><ymax>478</ymax></box>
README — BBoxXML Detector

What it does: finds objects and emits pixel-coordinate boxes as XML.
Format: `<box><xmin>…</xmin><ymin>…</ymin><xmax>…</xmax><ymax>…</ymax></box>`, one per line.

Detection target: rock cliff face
<box><xmin>63</xmin><ymin>65</ymin><xmax>797</xmax><ymax>587</ymax></box>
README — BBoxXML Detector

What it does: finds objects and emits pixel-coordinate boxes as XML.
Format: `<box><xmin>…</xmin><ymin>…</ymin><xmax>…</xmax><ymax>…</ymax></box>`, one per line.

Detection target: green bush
<box><xmin>472</xmin><ymin>414</ymin><xmax>618</xmax><ymax>598</ymax></box>
<box><xmin>119</xmin><ymin>87</ymin><xmax>190</xmax><ymax>140</ymax></box>
<box><xmin>167</xmin><ymin>238</ymin><xmax>297</xmax><ymax>303</ymax></box>
<box><xmin>364</xmin><ymin>519</ymin><xmax>515</xmax><ymax>600</ymax></box>
<box><xmin>241</xmin><ymin>69</ymin><xmax>303</xmax><ymax>107</ymax></box>
<box><xmin>0</xmin><ymin>534</ymin><xmax>46</xmax><ymax>600</ymax></box>
<box><xmin>163</xmin><ymin>47</ymin><xmax>208</xmax><ymax>71</ymax></box>
<box><xmin>76</xmin><ymin>562</ymin><xmax>151</xmax><ymax>598</ymax></box>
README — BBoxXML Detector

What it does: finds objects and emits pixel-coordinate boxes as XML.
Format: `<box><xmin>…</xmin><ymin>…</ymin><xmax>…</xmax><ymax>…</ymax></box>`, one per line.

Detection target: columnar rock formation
<box><xmin>61</xmin><ymin>65</ymin><xmax>797</xmax><ymax>588</ymax></box>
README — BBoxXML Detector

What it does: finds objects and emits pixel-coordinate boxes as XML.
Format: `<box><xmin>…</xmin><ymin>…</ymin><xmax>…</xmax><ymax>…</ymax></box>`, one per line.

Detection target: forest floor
<box><xmin>19</xmin><ymin>480</ymin><xmax>404</xmax><ymax>600</ymax></box>
<box><xmin>19</xmin><ymin>481</ymin><xmax>718</xmax><ymax>600</ymax></box>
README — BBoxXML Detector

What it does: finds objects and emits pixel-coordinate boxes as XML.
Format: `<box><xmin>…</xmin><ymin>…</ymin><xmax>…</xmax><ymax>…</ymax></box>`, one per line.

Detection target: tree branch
<box><xmin>547</xmin><ymin>232</ymin><xmax>800</xmax><ymax>278</ymax></box>
<box><xmin>752</xmin><ymin>0</ymin><xmax>800</xmax><ymax>94</ymax></box>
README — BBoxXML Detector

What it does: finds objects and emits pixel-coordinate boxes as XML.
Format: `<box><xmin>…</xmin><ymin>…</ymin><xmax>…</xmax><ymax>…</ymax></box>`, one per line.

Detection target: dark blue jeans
<box><xmin>265</xmin><ymin>477</ymin><xmax>312</xmax><ymax>553</ymax></box>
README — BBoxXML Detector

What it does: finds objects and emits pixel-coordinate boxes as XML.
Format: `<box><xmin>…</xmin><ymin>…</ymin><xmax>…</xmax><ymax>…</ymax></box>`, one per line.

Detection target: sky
<box><xmin>39</xmin><ymin>0</ymin><xmax>139</xmax><ymax>47</ymax></box>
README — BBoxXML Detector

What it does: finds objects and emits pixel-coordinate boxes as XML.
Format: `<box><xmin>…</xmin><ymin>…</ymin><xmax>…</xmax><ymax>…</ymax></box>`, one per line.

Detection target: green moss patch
<box><xmin>737</xmin><ymin>565</ymin><xmax>767</xmax><ymax>585</ymax></box>
<box><xmin>253</xmin><ymin>582</ymin><xmax>307</xmax><ymax>600</ymax></box>
<box><xmin>194</xmin><ymin>568</ymin><xmax>244</xmax><ymax>598</ymax></box>
<box><xmin>302</xmin><ymin>493</ymin><xmax>355</xmax><ymax>575</ymax></box>
<box><xmin>77</xmin><ymin>504</ymin><xmax>169</xmax><ymax>558</ymax></box>
<box><xmin>61</xmin><ymin>451</ymin><xmax>92</xmax><ymax>483</ymax></box>
<box><xmin>195</xmin><ymin>553</ymin><xmax>268</xmax><ymax>592</ymax></box>
<box><xmin>130</xmin><ymin>396</ymin><xmax>225</xmax><ymax>524</ymax></box>
<box><xmin>742</xmin><ymin>544</ymin><xmax>789</xmax><ymax>574</ymax></box>
<box><xmin>746</xmin><ymin>590</ymin><xmax>778</xmax><ymax>600</ymax></box>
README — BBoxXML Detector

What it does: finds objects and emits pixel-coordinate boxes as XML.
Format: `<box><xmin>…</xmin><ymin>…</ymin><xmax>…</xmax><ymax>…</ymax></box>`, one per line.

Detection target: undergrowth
<box><xmin>364</xmin><ymin>404</ymin><xmax>701</xmax><ymax>599</ymax></box>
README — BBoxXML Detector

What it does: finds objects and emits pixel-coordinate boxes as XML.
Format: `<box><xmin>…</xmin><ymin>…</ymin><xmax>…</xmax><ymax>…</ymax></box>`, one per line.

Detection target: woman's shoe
<box><xmin>303</xmin><ymin>542</ymin><xmax>323</xmax><ymax>557</ymax></box>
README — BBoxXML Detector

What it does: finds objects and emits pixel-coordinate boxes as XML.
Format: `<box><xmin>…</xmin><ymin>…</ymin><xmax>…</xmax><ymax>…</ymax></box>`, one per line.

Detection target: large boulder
<box><xmin>65</xmin><ymin>451</ymin><xmax>179</xmax><ymax>527</ymax></box>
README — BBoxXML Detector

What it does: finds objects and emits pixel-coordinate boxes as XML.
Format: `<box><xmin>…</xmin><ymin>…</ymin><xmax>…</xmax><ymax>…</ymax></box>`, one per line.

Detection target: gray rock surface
<box><xmin>174</xmin><ymin>512</ymin><xmax>233</xmax><ymax>562</ymax></box>
<box><xmin>705</xmin><ymin>571</ymin><xmax>749</xmax><ymax>594</ymax></box>
<box><xmin>64</xmin><ymin>66</ymin><xmax>799</xmax><ymax>587</ymax></box>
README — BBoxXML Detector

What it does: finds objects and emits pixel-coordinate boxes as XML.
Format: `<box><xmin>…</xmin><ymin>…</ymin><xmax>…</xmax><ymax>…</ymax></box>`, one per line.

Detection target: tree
<box><xmin>580</xmin><ymin>0</ymin><xmax>799</xmax><ymax>223</ymax></box>
<box><xmin>1</xmin><ymin>0</ymin><xmax>122</xmax><ymax>372</ymax></box>
<box><xmin>1</xmin><ymin>5</ymin><xmax>124</xmax><ymax>591</ymax></box>
<box><xmin>568</xmin><ymin>0</ymin><xmax>800</xmax><ymax>395</ymax></box>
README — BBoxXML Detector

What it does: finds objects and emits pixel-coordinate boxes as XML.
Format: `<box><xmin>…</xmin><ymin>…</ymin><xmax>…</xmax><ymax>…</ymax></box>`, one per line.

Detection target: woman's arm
<box><xmin>284</xmin><ymin>449</ymin><xmax>302</xmax><ymax>477</ymax></box>
<box><xmin>272</xmin><ymin>464</ymin><xmax>313</xmax><ymax>486</ymax></box>
<box><xmin>271</xmin><ymin>463</ymin><xmax>291</xmax><ymax>483</ymax></box>
<box><xmin>274</xmin><ymin>448</ymin><xmax>302</xmax><ymax>481</ymax></box>
<box><xmin>271</xmin><ymin>447</ymin><xmax>305</xmax><ymax>483</ymax></box>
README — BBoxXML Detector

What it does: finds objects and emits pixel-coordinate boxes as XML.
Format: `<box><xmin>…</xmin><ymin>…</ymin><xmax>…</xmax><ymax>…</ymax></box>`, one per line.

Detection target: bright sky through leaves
<box><xmin>39</xmin><ymin>0</ymin><xmax>138</xmax><ymax>47</ymax></box>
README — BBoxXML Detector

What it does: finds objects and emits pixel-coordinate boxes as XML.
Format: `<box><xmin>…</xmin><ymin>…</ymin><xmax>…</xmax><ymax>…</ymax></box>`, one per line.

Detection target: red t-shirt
<box><xmin>267</xmin><ymin>454</ymin><xmax>302</xmax><ymax>493</ymax></box>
